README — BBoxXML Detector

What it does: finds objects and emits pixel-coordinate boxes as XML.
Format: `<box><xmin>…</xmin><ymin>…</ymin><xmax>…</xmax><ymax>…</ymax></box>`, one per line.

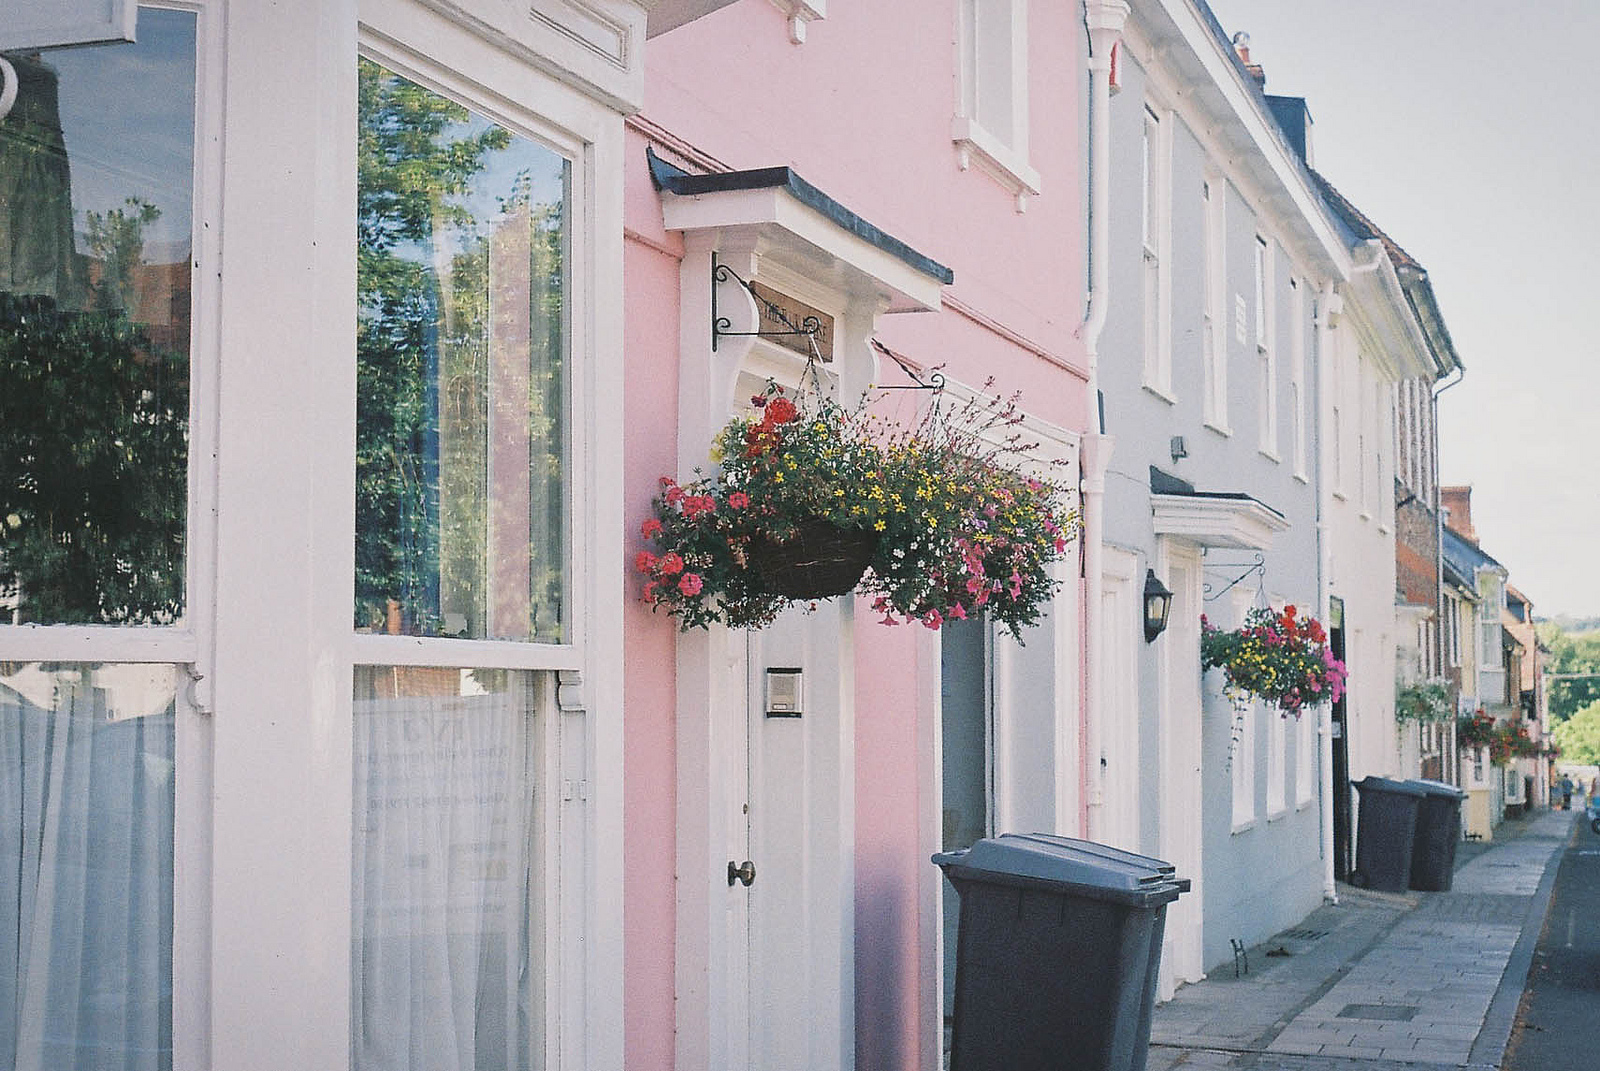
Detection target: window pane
<box><xmin>352</xmin><ymin>666</ymin><xmax>543</xmax><ymax>1071</ymax></box>
<box><xmin>356</xmin><ymin>60</ymin><xmax>570</xmax><ymax>643</ymax></box>
<box><xmin>1</xmin><ymin>662</ymin><xmax>177</xmax><ymax>1070</ymax></box>
<box><xmin>0</xmin><ymin>10</ymin><xmax>196</xmax><ymax>625</ymax></box>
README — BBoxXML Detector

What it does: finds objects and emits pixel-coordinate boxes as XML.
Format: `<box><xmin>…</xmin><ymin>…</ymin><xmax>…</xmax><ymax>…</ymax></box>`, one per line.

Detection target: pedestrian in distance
<box><xmin>1560</xmin><ymin>775</ymin><xmax>1574</xmax><ymax>811</ymax></box>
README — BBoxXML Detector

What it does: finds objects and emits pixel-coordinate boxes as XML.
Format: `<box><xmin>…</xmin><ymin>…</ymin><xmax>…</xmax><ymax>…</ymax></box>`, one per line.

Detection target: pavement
<box><xmin>1146</xmin><ymin>807</ymin><xmax>1576</xmax><ymax>1071</ymax></box>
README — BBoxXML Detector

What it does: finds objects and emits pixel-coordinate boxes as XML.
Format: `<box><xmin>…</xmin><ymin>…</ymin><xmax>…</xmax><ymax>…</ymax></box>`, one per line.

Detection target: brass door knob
<box><xmin>727</xmin><ymin>860</ymin><xmax>756</xmax><ymax>887</ymax></box>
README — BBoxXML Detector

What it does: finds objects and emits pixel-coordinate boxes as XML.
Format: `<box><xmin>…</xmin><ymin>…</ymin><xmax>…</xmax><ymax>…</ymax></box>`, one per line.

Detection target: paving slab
<box><xmin>1147</xmin><ymin>808</ymin><xmax>1573</xmax><ymax>1071</ymax></box>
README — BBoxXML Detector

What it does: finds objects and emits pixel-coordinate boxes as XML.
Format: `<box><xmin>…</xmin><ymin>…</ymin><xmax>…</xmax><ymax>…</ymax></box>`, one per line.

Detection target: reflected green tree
<box><xmin>356</xmin><ymin>59</ymin><xmax>566</xmax><ymax>640</ymax></box>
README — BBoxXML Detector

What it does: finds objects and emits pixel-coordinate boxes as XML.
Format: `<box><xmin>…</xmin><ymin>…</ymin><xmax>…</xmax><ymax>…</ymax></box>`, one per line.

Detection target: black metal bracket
<box><xmin>869</xmin><ymin>338</ymin><xmax>945</xmax><ymax>393</ymax></box>
<box><xmin>712</xmin><ymin>254</ymin><xmax>822</xmax><ymax>361</ymax></box>
<box><xmin>1202</xmin><ymin>550</ymin><xmax>1266</xmax><ymax>603</ymax></box>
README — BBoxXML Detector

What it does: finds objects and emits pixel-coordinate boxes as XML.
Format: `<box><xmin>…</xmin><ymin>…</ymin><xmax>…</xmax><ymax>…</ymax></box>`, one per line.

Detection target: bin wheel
<box><xmin>1590</xmin><ymin>818</ymin><xmax>1600</xmax><ymax>836</ymax></box>
<box><xmin>1349</xmin><ymin>870</ymin><xmax>1368</xmax><ymax>888</ymax></box>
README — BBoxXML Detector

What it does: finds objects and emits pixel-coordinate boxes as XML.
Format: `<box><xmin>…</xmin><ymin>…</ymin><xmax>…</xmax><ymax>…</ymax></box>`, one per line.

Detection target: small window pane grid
<box><xmin>355</xmin><ymin>58</ymin><xmax>571</xmax><ymax>645</ymax></box>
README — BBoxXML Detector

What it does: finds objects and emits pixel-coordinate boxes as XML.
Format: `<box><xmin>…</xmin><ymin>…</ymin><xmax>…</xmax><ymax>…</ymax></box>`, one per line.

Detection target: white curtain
<box><xmin>0</xmin><ymin>664</ymin><xmax>176</xmax><ymax>1071</ymax></box>
<box><xmin>352</xmin><ymin>669</ymin><xmax>539</xmax><ymax>1071</ymax></box>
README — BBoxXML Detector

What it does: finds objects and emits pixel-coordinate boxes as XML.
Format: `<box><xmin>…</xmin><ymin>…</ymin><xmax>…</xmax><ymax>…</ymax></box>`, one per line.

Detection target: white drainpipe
<box><xmin>1079</xmin><ymin>0</ymin><xmax>1128</xmax><ymax>836</ymax></box>
<box><xmin>1314</xmin><ymin>279</ymin><xmax>1340</xmax><ymax>902</ymax></box>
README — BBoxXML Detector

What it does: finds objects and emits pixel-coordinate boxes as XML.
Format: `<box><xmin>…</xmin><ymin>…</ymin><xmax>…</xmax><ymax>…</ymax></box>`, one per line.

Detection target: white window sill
<box><xmin>1267</xmin><ymin>806</ymin><xmax>1288</xmax><ymax>822</ymax></box>
<box><xmin>1332</xmin><ymin>488</ymin><xmax>1348</xmax><ymax>502</ymax></box>
<box><xmin>952</xmin><ymin>116</ymin><xmax>1040</xmax><ymax>212</ymax></box>
<box><xmin>1296</xmin><ymin>796</ymin><xmax>1315</xmax><ymax>812</ymax></box>
<box><xmin>1359</xmin><ymin>509</ymin><xmax>1372</xmax><ymax>523</ymax></box>
<box><xmin>1142</xmin><ymin>382</ymin><xmax>1177</xmax><ymax>405</ymax></box>
<box><xmin>1293</xmin><ymin>471</ymin><xmax>1310</xmax><ymax>484</ymax></box>
<box><xmin>1230</xmin><ymin>817</ymin><xmax>1258</xmax><ymax>835</ymax></box>
<box><xmin>1204</xmin><ymin>420</ymin><xmax>1233</xmax><ymax>438</ymax></box>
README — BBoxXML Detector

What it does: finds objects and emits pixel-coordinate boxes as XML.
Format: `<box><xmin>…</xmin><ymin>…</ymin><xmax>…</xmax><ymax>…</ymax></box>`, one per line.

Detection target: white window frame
<box><xmin>1296</xmin><ymin>704</ymin><xmax>1316</xmax><ymax>808</ymax></box>
<box><xmin>953</xmin><ymin>0</ymin><xmax>1039</xmax><ymax>208</ymax></box>
<box><xmin>1140</xmin><ymin>103</ymin><xmax>1173</xmax><ymax>399</ymax></box>
<box><xmin>1254</xmin><ymin>235</ymin><xmax>1277</xmax><ymax>458</ymax></box>
<box><xmin>346</xmin><ymin>17</ymin><xmax>622</xmax><ymax>1071</ymax></box>
<box><xmin>1288</xmin><ymin>277</ymin><xmax>1307</xmax><ymax>480</ymax></box>
<box><xmin>0</xmin><ymin>7</ymin><xmax>221</xmax><ymax>1066</ymax></box>
<box><xmin>1201</xmin><ymin>176</ymin><xmax>1229</xmax><ymax>432</ymax></box>
<box><xmin>1229</xmin><ymin>591</ymin><xmax>1256</xmax><ymax>831</ymax></box>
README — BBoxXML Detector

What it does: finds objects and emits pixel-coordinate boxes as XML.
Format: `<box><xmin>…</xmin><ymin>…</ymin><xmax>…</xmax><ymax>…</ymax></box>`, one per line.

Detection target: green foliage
<box><xmin>1553</xmin><ymin>700</ymin><xmax>1600</xmax><ymax>766</ymax></box>
<box><xmin>354</xmin><ymin>58</ymin><xmax>566</xmax><ymax>639</ymax></box>
<box><xmin>637</xmin><ymin>382</ymin><xmax>1078</xmax><ymax>639</ymax></box>
<box><xmin>1536</xmin><ymin>620</ymin><xmax>1600</xmax><ymax>724</ymax></box>
<box><xmin>1200</xmin><ymin>604</ymin><xmax>1346</xmax><ymax>715</ymax></box>
<box><xmin>0</xmin><ymin>187</ymin><xmax>188</xmax><ymax>624</ymax></box>
<box><xmin>1395</xmin><ymin>678</ymin><xmax>1453</xmax><ymax>724</ymax></box>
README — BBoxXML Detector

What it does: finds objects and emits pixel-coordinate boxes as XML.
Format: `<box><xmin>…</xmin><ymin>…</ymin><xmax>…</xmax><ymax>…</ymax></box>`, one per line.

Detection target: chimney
<box><xmin>1232</xmin><ymin>31</ymin><xmax>1266</xmax><ymax>88</ymax></box>
<box><xmin>1440</xmin><ymin>486</ymin><xmax>1477</xmax><ymax>543</ymax></box>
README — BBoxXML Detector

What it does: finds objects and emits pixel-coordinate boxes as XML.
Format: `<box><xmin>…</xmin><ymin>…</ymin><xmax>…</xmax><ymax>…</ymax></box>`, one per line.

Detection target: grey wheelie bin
<box><xmin>933</xmin><ymin>834</ymin><xmax>1189</xmax><ymax>1071</ymax></box>
<box><xmin>1405</xmin><ymin>778</ymin><xmax>1467</xmax><ymax>892</ymax></box>
<box><xmin>1351</xmin><ymin>776</ymin><xmax>1427</xmax><ymax>893</ymax></box>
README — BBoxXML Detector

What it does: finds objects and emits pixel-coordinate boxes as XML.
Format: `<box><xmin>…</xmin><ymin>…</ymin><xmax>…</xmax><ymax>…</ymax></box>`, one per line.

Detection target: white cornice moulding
<box><xmin>1151</xmin><ymin>493</ymin><xmax>1289</xmax><ymax>550</ymax></box>
<box><xmin>412</xmin><ymin>0</ymin><xmax>648</xmax><ymax>113</ymax></box>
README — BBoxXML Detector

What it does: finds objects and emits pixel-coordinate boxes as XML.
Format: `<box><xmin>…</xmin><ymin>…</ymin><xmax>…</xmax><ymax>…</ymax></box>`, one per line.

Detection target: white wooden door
<box><xmin>739</xmin><ymin>607</ymin><xmax>852</xmax><ymax>1071</ymax></box>
<box><xmin>1096</xmin><ymin>549</ymin><xmax>1141</xmax><ymax>851</ymax></box>
<box><xmin>1158</xmin><ymin>544</ymin><xmax>1205</xmax><ymax>997</ymax></box>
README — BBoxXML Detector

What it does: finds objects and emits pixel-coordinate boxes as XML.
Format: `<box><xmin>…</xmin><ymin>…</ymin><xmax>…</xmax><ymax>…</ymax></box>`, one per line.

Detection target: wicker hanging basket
<box><xmin>750</xmin><ymin>518</ymin><xmax>879</xmax><ymax>599</ymax></box>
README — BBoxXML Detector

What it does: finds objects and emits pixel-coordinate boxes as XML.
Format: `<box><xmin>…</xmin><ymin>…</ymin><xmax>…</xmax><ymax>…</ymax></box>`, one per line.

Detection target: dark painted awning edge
<box><xmin>1149</xmin><ymin>465</ymin><xmax>1287</xmax><ymax>522</ymax></box>
<box><xmin>647</xmin><ymin>147</ymin><xmax>954</xmax><ymax>286</ymax></box>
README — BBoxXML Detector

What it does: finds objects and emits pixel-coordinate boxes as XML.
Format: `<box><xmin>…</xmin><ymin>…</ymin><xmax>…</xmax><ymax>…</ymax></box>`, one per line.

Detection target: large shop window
<box><xmin>2</xmin><ymin>11</ymin><xmax>195</xmax><ymax>1071</ymax></box>
<box><xmin>356</xmin><ymin>58</ymin><xmax>570</xmax><ymax>644</ymax></box>
<box><xmin>1</xmin><ymin>10</ymin><xmax>195</xmax><ymax>626</ymax></box>
<box><xmin>352</xmin><ymin>666</ymin><xmax>544</xmax><ymax>1071</ymax></box>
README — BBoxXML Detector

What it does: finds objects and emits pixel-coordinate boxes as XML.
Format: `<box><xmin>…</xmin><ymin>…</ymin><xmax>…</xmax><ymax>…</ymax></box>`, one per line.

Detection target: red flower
<box><xmin>728</xmin><ymin>491</ymin><xmax>750</xmax><ymax>510</ymax></box>
<box><xmin>660</xmin><ymin>552</ymin><xmax>684</xmax><ymax>575</ymax></box>
<box><xmin>641</xmin><ymin>518</ymin><xmax>663</xmax><ymax>539</ymax></box>
<box><xmin>678</xmin><ymin>573</ymin><xmax>704</xmax><ymax>596</ymax></box>
<box><xmin>634</xmin><ymin>550</ymin><xmax>657</xmax><ymax>573</ymax></box>
<box><xmin>764</xmin><ymin>397</ymin><xmax>799</xmax><ymax>426</ymax></box>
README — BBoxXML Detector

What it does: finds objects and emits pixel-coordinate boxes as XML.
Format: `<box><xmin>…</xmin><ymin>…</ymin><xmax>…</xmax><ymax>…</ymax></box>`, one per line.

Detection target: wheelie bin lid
<box><xmin>933</xmin><ymin>833</ymin><xmax>1188</xmax><ymax>907</ymax></box>
<box><xmin>1404</xmin><ymin>778</ymin><xmax>1466</xmax><ymax>800</ymax></box>
<box><xmin>1352</xmin><ymin>775</ymin><xmax>1428</xmax><ymax>797</ymax></box>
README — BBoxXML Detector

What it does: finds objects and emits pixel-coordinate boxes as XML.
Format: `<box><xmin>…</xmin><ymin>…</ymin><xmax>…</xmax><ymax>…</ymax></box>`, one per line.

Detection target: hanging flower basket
<box><xmin>750</xmin><ymin>518</ymin><xmax>879</xmax><ymax>599</ymax></box>
<box><xmin>636</xmin><ymin>379</ymin><xmax>1079</xmax><ymax>637</ymax></box>
<box><xmin>1200</xmin><ymin>604</ymin><xmax>1345</xmax><ymax>716</ymax></box>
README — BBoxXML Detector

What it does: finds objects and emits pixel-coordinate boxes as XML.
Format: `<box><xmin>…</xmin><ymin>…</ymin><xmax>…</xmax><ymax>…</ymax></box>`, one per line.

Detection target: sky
<box><xmin>1204</xmin><ymin>0</ymin><xmax>1600</xmax><ymax>619</ymax></box>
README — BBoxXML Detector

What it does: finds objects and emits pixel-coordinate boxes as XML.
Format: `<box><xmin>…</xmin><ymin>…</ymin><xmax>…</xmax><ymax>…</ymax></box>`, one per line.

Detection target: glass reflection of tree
<box><xmin>356</xmin><ymin>60</ymin><xmax>567</xmax><ymax>640</ymax></box>
<box><xmin>0</xmin><ymin>53</ymin><xmax>188</xmax><ymax>625</ymax></box>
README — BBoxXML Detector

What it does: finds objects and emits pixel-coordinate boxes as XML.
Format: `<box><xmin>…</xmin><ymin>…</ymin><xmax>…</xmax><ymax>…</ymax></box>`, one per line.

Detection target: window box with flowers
<box><xmin>635</xmin><ymin>382</ymin><xmax>1078</xmax><ymax>639</ymax></box>
<box><xmin>1456</xmin><ymin>710</ymin><xmax>1548</xmax><ymax>766</ymax></box>
<box><xmin>1200</xmin><ymin>604</ymin><xmax>1346</xmax><ymax>716</ymax></box>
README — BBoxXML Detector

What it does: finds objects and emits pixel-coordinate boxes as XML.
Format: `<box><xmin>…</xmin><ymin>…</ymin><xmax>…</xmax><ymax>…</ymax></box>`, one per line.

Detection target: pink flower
<box><xmin>641</xmin><ymin>518</ymin><xmax>663</xmax><ymax>539</ymax></box>
<box><xmin>678</xmin><ymin>573</ymin><xmax>704</xmax><ymax>596</ymax></box>
<box><xmin>921</xmin><ymin>609</ymin><xmax>944</xmax><ymax>629</ymax></box>
<box><xmin>728</xmin><ymin>492</ymin><xmax>750</xmax><ymax>510</ymax></box>
<box><xmin>947</xmin><ymin>604</ymin><xmax>968</xmax><ymax>620</ymax></box>
<box><xmin>659</xmin><ymin>552</ymin><xmax>684</xmax><ymax>575</ymax></box>
<box><xmin>634</xmin><ymin>550</ymin><xmax>657</xmax><ymax>573</ymax></box>
<box><xmin>642</xmin><ymin>580</ymin><xmax>658</xmax><ymax>604</ymax></box>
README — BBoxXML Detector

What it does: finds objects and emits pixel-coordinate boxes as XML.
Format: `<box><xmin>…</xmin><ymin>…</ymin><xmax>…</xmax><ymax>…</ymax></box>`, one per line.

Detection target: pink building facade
<box><xmin>623</xmin><ymin>4</ymin><xmax>1095</xmax><ymax>1068</ymax></box>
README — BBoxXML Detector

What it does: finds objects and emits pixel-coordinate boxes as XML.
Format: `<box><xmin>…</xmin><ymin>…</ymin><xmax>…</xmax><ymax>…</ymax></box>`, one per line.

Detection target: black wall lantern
<box><xmin>1143</xmin><ymin>569</ymin><xmax>1173</xmax><ymax>642</ymax></box>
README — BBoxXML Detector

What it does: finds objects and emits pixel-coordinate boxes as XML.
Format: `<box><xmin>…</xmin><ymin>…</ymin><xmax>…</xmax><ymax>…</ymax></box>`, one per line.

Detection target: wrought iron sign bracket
<box><xmin>1202</xmin><ymin>550</ymin><xmax>1267</xmax><ymax>603</ymax></box>
<box><xmin>870</xmin><ymin>338</ymin><xmax>945</xmax><ymax>393</ymax></box>
<box><xmin>711</xmin><ymin>254</ymin><xmax>822</xmax><ymax>359</ymax></box>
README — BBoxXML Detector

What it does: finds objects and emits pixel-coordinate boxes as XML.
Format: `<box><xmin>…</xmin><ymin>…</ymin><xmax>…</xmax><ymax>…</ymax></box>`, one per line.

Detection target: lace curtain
<box><xmin>0</xmin><ymin>663</ymin><xmax>176</xmax><ymax>1071</ymax></box>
